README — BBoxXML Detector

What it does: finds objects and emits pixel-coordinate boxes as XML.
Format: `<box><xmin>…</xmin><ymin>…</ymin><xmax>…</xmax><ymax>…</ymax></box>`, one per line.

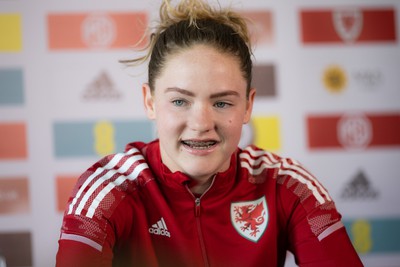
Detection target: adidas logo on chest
<box><xmin>149</xmin><ymin>217</ymin><xmax>171</xmax><ymax>238</ymax></box>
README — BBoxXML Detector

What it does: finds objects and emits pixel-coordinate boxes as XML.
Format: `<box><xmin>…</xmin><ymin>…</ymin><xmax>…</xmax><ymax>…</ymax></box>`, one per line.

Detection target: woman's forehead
<box><xmin>157</xmin><ymin>49</ymin><xmax>244</xmax><ymax>85</ymax></box>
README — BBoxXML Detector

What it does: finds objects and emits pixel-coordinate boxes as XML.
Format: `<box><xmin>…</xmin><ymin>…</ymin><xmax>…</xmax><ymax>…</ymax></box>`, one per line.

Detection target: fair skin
<box><xmin>143</xmin><ymin>44</ymin><xmax>255</xmax><ymax>194</ymax></box>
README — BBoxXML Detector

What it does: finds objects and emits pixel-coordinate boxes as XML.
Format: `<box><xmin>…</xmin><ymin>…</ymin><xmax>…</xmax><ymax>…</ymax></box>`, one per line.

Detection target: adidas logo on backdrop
<box><xmin>341</xmin><ymin>170</ymin><xmax>379</xmax><ymax>199</ymax></box>
<box><xmin>149</xmin><ymin>217</ymin><xmax>171</xmax><ymax>238</ymax></box>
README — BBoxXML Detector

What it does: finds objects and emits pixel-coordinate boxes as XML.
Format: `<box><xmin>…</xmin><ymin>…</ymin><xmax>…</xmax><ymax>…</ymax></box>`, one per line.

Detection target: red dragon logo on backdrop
<box><xmin>231</xmin><ymin>196</ymin><xmax>268</xmax><ymax>242</ymax></box>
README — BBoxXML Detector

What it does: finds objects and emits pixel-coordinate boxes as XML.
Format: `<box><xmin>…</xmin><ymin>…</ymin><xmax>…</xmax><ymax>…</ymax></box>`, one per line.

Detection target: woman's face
<box><xmin>143</xmin><ymin>44</ymin><xmax>255</xmax><ymax>181</ymax></box>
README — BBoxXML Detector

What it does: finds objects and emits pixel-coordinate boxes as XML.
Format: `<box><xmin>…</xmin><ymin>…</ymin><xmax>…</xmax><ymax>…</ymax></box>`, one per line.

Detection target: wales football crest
<box><xmin>231</xmin><ymin>196</ymin><xmax>268</xmax><ymax>242</ymax></box>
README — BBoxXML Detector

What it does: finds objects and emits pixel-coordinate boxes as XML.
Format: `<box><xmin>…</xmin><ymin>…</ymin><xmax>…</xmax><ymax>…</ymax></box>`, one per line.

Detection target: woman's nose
<box><xmin>188</xmin><ymin>104</ymin><xmax>214</xmax><ymax>132</ymax></box>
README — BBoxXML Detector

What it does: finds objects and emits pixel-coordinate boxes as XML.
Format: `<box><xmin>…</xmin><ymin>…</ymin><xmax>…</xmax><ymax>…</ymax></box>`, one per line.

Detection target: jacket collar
<box><xmin>127</xmin><ymin>140</ymin><xmax>238</xmax><ymax>194</ymax></box>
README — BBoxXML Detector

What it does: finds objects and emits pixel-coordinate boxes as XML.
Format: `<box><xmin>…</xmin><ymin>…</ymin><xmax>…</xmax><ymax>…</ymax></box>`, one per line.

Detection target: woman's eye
<box><xmin>172</xmin><ymin>99</ymin><xmax>185</xmax><ymax>106</ymax></box>
<box><xmin>214</xmin><ymin>102</ymin><xmax>230</xmax><ymax>108</ymax></box>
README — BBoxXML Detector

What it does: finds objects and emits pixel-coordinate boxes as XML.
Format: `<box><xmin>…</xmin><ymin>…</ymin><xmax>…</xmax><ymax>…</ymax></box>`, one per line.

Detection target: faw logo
<box><xmin>231</xmin><ymin>196</ymin><xmax>268</xmax><ymax>242</ymax></box>
<box><xmin>81</xmin><ymin>13</ymin><xmax>116</xmax><ymax>48</ymax></box>
<box><xmin>333</xmin><ymin>8</ymin><xmax>363</xmax><ymax>43</ymax></box>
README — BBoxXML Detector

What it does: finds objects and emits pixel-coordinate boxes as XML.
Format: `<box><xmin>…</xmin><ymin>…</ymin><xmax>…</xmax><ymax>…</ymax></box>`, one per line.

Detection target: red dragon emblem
<box><xmin>231</xmin><ymin>196</ymin><xmax>268</xmax><ymax>242</ymax></box>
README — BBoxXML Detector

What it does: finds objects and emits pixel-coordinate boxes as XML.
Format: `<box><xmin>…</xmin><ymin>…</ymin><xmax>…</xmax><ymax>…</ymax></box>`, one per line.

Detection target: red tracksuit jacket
<box><xmin>56</xmin><ymin>140</ymin><xmax>363</xmax><ymax>266</ymax></box>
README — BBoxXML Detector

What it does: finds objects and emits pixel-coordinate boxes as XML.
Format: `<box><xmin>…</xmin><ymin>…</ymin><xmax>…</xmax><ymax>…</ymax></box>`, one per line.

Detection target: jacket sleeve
<box><xmin>55</xmin><ymin>177</ymin><xmax>117</xmax><ymax>267</ymax></box>
<box><xmin>276</xmin><ymin>159</ymin><xmax>364</xmax><ymax>266</ymax></box>
<box><xmin>55</xmin><ymin>145</ymin><xmax>151</xmax><ymax>266</ymax></box>
<box><xmin>285</xmin><ymin>197</ymin><xmax>364</xmax><ymax>266</ymax></box>
<box><xmin>55</xmin><ymin>192</ymin><xmax>137</xmax><ymax>267</ymax></box>
<box><xmin>56</xmin><ymin>238</ymin><xmax>113</xmax><ymax>267</ymax></box>
<box><xmin>55</xmin><ymin>158</ymin><xmax>134</xmax><ymax>266</ymax></box>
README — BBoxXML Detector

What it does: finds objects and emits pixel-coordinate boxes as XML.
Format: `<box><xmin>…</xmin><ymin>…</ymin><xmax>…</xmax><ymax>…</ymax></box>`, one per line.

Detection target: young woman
<box><xmin>56</xmin><ymin>0</ymin><xmax>363</xmax><ymax>266</ymax></box>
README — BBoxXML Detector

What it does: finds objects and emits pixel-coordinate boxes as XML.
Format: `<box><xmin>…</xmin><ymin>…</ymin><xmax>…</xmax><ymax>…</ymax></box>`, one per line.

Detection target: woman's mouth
<box><xmin>181</xmin><ymin>140</ymin><xmax>217</xmax><ymax>150</ymax></box>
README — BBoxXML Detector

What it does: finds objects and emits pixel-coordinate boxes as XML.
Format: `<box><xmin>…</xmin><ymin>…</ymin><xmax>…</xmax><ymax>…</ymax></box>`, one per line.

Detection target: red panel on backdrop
<box><xmin>301</xmin><ymin>8</ymin><xmax>397</xmax><ymax>43</ymax></box>
<box><xmin>48</xmin><ymin>12</ymin><xmax>148</xmax><ymax>50</ymax></box>
<box><xmin>0</xmin><ymin>122</ymin><xmax>27</xmax><ymax>159</ymax></box>
<box><xmin>307</xmin><ymin>113</ymin><xmax>400</xmax><ymax>149</ymax></box>
<box><xmin>0</xmin><ymin>178</ymin><xmax>29</xmax><ymax>215</ymax></box>
<box><xmin>56</xmin><ymin>175</ymin><xmax>78</xmax><ymax>212</ymax></box>
<box><xmin>241</xmin><ymin>10</ymin><xmax>274</xmax><ymax>45</ymax></box>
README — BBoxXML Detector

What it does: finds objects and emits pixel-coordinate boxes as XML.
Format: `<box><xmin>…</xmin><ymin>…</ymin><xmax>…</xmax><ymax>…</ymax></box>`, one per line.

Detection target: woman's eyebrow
<box><xmin>165</xmin><ymin>87</ymin><xmax>195</xmax><ymax>96</ymax></box>
<box><xmin>165</xmin><ymin>87</ymin><xmax>240</xmax><ymax>98</ymax></box>
<box><xmin>210</xmin><ymin>90</ymin><xmax>240</xmax><ymax>99</ymax></box>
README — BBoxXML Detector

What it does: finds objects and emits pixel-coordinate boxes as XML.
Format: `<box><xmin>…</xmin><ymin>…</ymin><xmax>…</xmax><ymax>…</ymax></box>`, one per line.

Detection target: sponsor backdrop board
<box><xmin>0</xmin><ymin>0</ymin><xmax>399</xmax><ymax>266</ymax></box>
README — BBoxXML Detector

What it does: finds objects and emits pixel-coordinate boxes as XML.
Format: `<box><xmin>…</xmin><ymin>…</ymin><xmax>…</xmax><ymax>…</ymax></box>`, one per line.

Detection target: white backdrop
<box><xmin>0</xmin><ymin>0</ymin><xmax>399</xmax><ymax>266</ymax></box>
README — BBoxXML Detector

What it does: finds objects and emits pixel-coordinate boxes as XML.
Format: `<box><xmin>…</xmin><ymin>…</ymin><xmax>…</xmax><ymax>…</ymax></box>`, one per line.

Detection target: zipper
<box><xmin>195</xmin><ymin>198</ymin><xmax>209</xmax><ymax>267</ymax></box>
<box><xmin>186</xmin><ymin>176</ymin><xmax>216</xmax><ymax>267</ymax></box>
<box><xmin>186</xmin><ymin>175</ymin><xmax>216</xmax><ymax>216</ymax></box>
<box><xmin>195</xmin><ymin>198</ymin><xmax>201</xmax><ymax>217</ymax></box>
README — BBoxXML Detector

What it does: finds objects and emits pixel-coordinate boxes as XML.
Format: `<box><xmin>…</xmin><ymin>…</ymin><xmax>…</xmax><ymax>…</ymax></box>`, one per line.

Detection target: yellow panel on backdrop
<box><xmin>0</xmin><ymin>14</ymin><xmax>22</xmax><ymax>52</ymax></box>
<box><xmin>252</xmin><ymin>116</ymin><xmax>281</xmax><ymax>151</ymax></box>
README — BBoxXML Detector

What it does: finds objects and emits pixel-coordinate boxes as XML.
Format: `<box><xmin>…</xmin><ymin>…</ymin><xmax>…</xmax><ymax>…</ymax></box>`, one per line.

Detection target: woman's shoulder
<box><xmin>66</xmin><ymin>142</ymin><xmax>155</xmax><ymax>219</ymax></box>
<box><xmin>239</xmin><ymin>145</ymin><xmax>332</xmax><ymax>206</ymax></box>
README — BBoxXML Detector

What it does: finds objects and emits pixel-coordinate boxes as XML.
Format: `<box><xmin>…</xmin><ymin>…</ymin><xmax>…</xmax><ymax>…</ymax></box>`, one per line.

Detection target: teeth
<box><xmin>182</xmin><ymin>140</ymin><xmax>216</xmax><ymax>149</ymax></box>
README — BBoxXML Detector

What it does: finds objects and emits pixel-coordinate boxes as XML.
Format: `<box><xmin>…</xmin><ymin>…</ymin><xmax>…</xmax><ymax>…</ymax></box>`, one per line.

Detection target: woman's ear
<box><xmin>243</xmin><ymin>88</ymin><xmax>256</xmax><ymax>124</ymax></box>
<box><xmin>142</xmin><ymin>83</ymin><xmax>156</xmax><ymax>120</ymax></box>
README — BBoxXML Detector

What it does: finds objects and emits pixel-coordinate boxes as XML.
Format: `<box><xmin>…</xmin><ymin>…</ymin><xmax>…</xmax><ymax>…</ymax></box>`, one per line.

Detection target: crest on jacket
<box><xmin>230</xmin><ymin>196</ymin><xmax>268</xmax><ymax>242</ymax></box>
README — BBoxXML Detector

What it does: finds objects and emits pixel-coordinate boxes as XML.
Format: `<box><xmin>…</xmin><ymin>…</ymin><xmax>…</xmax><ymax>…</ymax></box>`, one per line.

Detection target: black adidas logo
<box><xmin>341</xmin><ymin>170</ymin><xmax>379</xmax><ymax>199</ymax></box>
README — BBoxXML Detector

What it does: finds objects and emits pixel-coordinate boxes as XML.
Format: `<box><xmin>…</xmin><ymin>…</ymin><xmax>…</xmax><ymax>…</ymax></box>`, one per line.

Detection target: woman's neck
<box><xmin>187</xmin><ymin>175</ymin><xmax>215</xmax><ymax>195</ymax></box>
